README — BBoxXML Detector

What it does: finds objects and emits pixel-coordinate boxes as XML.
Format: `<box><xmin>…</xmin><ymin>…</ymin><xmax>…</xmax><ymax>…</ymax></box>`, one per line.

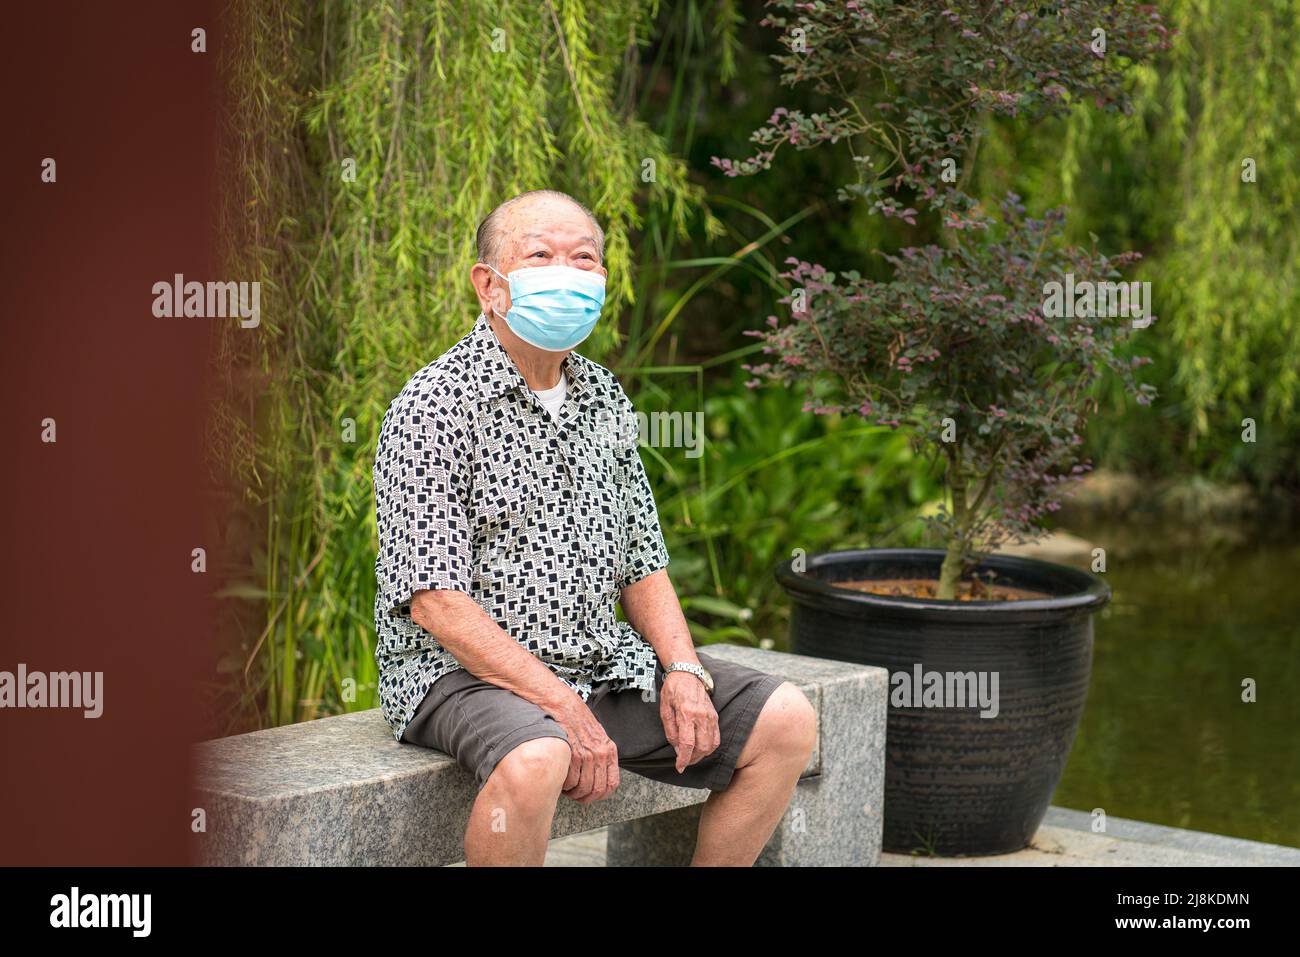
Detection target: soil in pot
<box><xmin>835</xmin><ymin>577</ymin><xmax>1052</xmax><ymax>602</ymax></box>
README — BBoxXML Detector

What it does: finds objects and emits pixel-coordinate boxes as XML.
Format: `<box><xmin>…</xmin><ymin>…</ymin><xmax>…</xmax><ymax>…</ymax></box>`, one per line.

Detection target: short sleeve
<box><xmin>613</xmin><ymin>389</ymin><xmax>671</xmax><ymax>590</ymax></box>
<box><xmin>373</xmin><ymin>396</ymin><xmax>473</xmax><ymax>615</ymax></box>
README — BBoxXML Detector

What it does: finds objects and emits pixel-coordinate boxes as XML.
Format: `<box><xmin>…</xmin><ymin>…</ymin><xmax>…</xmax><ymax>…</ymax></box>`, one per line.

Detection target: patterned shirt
<box><xmin>372</xmin><ymin>312</ymin><xmax>670</xmax><ymax>741</ymax></box>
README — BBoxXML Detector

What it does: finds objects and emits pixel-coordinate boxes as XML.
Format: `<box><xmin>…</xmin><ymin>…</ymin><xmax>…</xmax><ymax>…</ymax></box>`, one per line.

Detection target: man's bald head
<box><xmin>475</xmin><ymin>189</ymin><xmax>604</xmax><ymax>269</ymax></box>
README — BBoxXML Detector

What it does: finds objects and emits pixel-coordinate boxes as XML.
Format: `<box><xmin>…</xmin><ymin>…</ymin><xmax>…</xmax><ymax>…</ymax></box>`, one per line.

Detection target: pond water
<box><xmin>1051</xmin><ymin>518</ymin><xmax>1300</xmax><ymax>848</ymax></box>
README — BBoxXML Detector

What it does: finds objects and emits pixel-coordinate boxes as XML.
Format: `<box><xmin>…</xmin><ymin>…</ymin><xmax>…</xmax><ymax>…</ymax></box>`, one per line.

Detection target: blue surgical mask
<box><xmin>488</xmin><ymin>263</ymin><xmax>606</xmax><ymax>352</ymax></box>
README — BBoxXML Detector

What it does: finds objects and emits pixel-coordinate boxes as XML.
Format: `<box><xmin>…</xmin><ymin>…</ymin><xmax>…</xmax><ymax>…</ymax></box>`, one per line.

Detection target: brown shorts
<box><xmin>400</xmin><ymin>650</ymin><xmax>786</xmax><ymax>793</ymax></box>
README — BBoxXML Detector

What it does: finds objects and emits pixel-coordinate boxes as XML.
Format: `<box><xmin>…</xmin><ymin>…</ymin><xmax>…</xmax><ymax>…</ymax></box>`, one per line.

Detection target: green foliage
<box><xmin>638</xmin><ymin>368</ymin><xmax>941</xmax><ymax>645</ymax></box>
<box><xmin>1141</xmin><ymin>0</ymin><xmax>1300</xmax><ymax>483</ymax></box>
<box><xmin>713</xmin><ymin>0</ymin><xmax>1170</xmax><ymax>225</ymax></box>
<box><xmin>973</xmin><ymin>0</ymin><xmax>1300</xmax><ymax>486</ymax></box>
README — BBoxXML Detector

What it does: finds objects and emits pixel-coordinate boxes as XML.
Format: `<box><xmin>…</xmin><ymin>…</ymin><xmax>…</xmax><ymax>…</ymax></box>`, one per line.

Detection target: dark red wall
<box><xmin>0</xmin><ymin>1</ymin><xmax>223</xmax><ymax>864</ymax></box>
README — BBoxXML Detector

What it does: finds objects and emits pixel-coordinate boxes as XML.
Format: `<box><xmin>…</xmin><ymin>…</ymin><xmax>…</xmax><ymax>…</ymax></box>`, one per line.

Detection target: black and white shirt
<box><xmin>372</xmin><ymin>312</ymin><xmax>670</xmax><ymax>741</ymax></box>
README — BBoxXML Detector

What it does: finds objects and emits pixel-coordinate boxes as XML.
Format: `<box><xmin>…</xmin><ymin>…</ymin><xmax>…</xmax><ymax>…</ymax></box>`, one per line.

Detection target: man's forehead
<box><xmin>499</xmin><ymin>211</ymin><xmax>600</xmax><ymax>256</ymax></box>
<box><xmin>502</xmin><ymin>195</ymin><xmax>590</xmax><ymax>228</ymax></box>
<box><xmin>519</xmin><ymin>229</ymin><xmax>599</xmax><ymax>245</ymax></box>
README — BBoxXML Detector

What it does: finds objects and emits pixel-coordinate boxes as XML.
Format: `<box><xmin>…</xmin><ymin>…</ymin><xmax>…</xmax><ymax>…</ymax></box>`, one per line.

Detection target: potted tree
<box><xmin>715</xmin><ymin>1</ymin><xmax>1169</xmax><ymax>854</ymax></box>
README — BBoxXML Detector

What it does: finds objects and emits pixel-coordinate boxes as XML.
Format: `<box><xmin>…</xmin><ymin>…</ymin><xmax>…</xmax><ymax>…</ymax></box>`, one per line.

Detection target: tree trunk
<box><xmin>936</xmin><ymin>475</ymin><xmax>968</xmax><ymax>600</ymax></box>
<box><xmin>936</xmin><ymin>532</ymin><xmax>964</xmax><ymax>600</ymax></box>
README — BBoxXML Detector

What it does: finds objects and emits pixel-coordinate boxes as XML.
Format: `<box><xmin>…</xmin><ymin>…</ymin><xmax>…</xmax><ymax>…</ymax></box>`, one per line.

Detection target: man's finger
<box><xmin>660</xmin><ymin>692</ymin><xmax>678</xmax><ymax>745</ymax></box>
<box><xmin>601</xmin><ymin>745</ymin><xmax>619</xmax><ymax>800</ymax></box>
<box><xmin>591</xmin><ymin>747</ymin><xmax>608</xmax><ymax>800</ymax></box>
<box><xmin>674</xmin><ymin>711</ymin><xmax>696</xmax><ymax>772</ymax></box>
<box><xmin>690</xmin><ymin>712</ymin><xmax>716</xmax><ymax>765</ymax></box>
<box><xmin>562</xmin><ymin>741</ymin><xmax>582</xmax><ymax>792</ymax></box>
<box><xmin>704</xmin><ymin>710</ymin><xmax>720</xmax><ymax>756</ymax></box>
<box><xmin>571</xmin><ymin>744</ymin><xmax>595</xmax><ymax>801</ymax></box>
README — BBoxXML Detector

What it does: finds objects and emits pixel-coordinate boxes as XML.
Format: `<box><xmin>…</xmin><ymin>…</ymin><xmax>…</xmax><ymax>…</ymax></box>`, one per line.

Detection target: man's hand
<box><xmin>660</xmin><ymin>671</ymin><xmax>720</xmax><ymax>773</ymax></box>
<box><xmin>552</xmin><ymin>700</ymin><xmax>620</xmax><ymax>803</ymax></box>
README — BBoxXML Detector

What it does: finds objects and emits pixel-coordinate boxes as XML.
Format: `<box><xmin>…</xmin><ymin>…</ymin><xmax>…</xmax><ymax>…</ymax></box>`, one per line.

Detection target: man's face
<box><xmin>476</xmin><ymin>196</ymin><xmax>606</xmax><ymax>321</ymax></box>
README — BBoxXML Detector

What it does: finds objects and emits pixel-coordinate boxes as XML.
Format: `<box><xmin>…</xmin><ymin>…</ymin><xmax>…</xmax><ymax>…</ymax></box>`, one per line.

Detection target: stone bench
<box><xmin>192</xmin><ymin>645</ymin><xmax>888</xmax><ymax>866</ymax></box>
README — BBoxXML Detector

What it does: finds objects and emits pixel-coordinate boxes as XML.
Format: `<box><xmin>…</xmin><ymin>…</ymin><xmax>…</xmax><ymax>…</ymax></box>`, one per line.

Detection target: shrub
<box><xmin>715</xmin><ymin>0</ymin><xmax>1171</xmax><ymax>597</ymax></box>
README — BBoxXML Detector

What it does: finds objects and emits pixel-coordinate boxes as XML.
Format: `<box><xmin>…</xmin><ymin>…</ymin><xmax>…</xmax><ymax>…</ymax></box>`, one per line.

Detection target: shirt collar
<box><xmin>470</xmin><ymin>312</ymin><xmax>593</xmax><ymax>404</ymax></box>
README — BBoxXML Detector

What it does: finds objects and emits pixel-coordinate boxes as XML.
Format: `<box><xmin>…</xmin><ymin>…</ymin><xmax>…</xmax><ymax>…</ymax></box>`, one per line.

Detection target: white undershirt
<box><xmin>533</xmin><ymin>371</ymin><xmax>567</xmax><ymax>420</ymax></box>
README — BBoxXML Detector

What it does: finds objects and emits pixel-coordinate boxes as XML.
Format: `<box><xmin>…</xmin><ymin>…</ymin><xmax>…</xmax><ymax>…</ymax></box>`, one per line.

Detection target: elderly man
<box><xmin>372</xmin><ymin>189</ymin><xmax>816</xmax><ymax>866</ymax></box>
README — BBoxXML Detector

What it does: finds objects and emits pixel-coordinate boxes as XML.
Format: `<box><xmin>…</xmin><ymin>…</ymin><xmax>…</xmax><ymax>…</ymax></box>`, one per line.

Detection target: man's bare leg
<box><xmin>690</xmin><ymin>682</ymin><xmax>817</xmax><ymax>866</ymax></box>
<box><xmin>464</xmin><ymin>736</ymin><xmax>571</xmax><ymax>866</ymax></box>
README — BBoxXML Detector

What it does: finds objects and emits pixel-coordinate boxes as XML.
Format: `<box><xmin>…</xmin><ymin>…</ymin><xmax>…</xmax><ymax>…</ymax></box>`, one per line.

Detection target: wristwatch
<box><xmin>664</xmin><ymin>661</ymin><xmax>714</xmax><ymax>695</ymax></box>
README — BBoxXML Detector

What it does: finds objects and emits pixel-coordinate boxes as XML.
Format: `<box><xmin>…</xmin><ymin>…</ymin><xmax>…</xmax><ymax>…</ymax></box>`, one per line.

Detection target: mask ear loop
<box><xmin>485</xmin><ymin>263</ymin><xmax>509</xmax><ymax>320</ymax></box>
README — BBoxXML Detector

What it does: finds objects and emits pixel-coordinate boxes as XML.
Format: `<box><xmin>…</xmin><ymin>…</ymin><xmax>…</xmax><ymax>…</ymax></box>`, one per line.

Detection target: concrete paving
<box><xmin>531</xmin><ymin>805</ymin><xmax>1300</xmax><ymax>867</ymax></box>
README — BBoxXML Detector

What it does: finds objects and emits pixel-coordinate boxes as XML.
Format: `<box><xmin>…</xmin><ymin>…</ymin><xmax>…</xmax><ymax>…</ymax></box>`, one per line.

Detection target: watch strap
<box><xmin>664</xmin><ymin>661</ymin><xmax>713</xmax><ymax>693</ymax></box>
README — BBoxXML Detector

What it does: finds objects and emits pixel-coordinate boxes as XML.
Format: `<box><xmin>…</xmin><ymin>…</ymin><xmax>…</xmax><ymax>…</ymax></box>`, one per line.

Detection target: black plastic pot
<box><xmin>776</xmin><ymin>548</ymin><xmax>1110</xmax><ymax>856</ymax></box>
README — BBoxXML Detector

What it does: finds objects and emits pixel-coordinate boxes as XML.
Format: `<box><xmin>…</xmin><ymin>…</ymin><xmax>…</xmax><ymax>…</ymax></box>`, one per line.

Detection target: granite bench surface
<box><xmin>193</xmin><ymin>644</ymin><xmax>888</xmax><ymax>866</ymax></box>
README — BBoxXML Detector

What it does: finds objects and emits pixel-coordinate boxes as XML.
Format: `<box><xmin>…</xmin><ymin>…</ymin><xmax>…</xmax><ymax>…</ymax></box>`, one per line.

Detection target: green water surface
<box><xmin>1052</xmin><ymin>520</ymin><xmax>1300</xmax><ymax>848</ymax></box>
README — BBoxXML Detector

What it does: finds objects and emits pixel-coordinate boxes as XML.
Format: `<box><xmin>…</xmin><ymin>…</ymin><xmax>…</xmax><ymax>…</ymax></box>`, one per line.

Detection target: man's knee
<box><xmin>484</xmin><ymin>735</ymin><xmax>571</xmax><ymax>803</ymax></box>
<box><xmin>753</xmin><ymin>681</ymin><xmax>817</xmax><ymax>764</ymax></box>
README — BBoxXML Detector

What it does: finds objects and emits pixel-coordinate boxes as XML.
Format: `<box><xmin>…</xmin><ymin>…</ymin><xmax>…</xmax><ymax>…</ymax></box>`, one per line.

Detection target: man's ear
<box><xmin>470</xmin><ymin>262</ymin><xmax>496</xmax><ymax>310</ymax></box>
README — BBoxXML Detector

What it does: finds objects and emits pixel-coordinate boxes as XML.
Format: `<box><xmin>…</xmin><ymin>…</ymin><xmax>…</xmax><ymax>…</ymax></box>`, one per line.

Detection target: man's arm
<box><xmin>620</xmin><ymin>569</ymin><xmax>721</xmax><ymax>772</ymax></box>
<box><xmin>410</xmin><ymin>588</ymin><xmax>620</xmax><ymax>802</ymax></box>
<box><xmin>618</xmin><ymin>568</ymin><xmax>695</xmax><ymax>669</ymax></box>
